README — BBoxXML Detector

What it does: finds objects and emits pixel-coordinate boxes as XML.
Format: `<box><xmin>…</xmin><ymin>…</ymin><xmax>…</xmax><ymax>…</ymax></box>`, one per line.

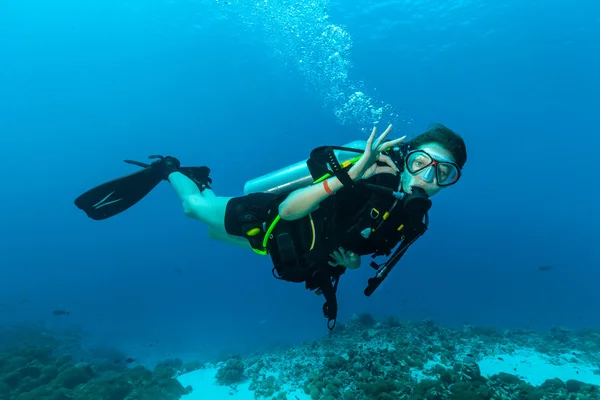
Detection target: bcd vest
<box><xmin>240</xmin><ymin>173</ymin><xmax>428</xmax><ymax>330</ymax></box>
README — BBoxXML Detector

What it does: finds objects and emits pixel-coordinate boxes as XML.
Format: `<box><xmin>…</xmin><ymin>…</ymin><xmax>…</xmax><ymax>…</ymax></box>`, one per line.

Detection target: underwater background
<box><xmin>1</xmin><ymin>0</ymin><xmax>600</xmax><ymax>398</ymax></box>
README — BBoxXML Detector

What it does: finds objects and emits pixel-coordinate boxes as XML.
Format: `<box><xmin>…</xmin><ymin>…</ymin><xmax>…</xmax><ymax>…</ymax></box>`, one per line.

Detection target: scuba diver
<box><xmin>74</xmin><ymin>124</ymin><xmax>467</xmax><ymax>329</ymax></box>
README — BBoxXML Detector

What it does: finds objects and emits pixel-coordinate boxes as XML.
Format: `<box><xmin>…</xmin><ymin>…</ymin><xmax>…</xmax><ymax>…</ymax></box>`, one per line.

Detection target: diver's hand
<box><xmin>348</xmin><ymin>124</ymin><xmax>406</xmax><ymax>182</ymax></box>
<box><xmin>328</xmin><ymin>247</ymin><xmax>361</xmax><ymax>269</ymax></box>
<box><xmin>315</xmin><ymin>248</ymin><xmax>359</xmax><ymax>296</ymax></box>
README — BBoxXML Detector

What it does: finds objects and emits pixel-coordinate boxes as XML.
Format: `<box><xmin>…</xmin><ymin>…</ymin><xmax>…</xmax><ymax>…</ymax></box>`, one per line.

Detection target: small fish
<box><xmin>498</xmin><ymin>357</ymin><xmax>504</xmax><ymax>361</ymax></box>
<box><xmin>466</xmin><ymin>353</ymin><xmax>474</xmax><ymax>357</ymax></box>
<box><xmin>174</xmin><ymin>268</ymin><xmax>183</xmax><ymax>274</ymax></box>
<box><xmin>52</xmin><ymin>310</ymin><xmax>70</xmax><ymax>316</ymax></box>
<box><xmin>538</xmin><ymin>266</ymin><xmax>553</xmax><ymax>272</ymax></box>
<box><xmin>125</xmin><ymin>358</ymin><xmax>135</xmax><ymax>364</ymax></box>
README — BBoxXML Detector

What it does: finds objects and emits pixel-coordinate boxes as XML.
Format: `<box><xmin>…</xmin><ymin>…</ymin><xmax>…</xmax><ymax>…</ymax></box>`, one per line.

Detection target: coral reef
<box><xmin>202</xmin><ymin>315</ymin><xmax>600</xmax><ymax>400</ymax></box>
<box><xmin>0</xmin><ymin>323</ymin><xmax>195</xmax><ymax>400</ymax></box>
<box><xmin>3</xmin><ymin>316</ymin><xmax>600</xmax><ymax>400</ymax></box>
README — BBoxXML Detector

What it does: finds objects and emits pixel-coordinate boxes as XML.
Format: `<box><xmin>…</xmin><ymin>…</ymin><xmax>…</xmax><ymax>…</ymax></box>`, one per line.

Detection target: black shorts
<box><xmin>224</xmin><ymin>192</ymin><xmax>280</xmax><ymax>237</ymax></box>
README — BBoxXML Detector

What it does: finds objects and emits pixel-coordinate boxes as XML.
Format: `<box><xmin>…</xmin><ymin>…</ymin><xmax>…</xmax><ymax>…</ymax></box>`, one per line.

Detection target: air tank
<box><xmin>243</xmin><ymin>140</ymin><xmax>367</xmax><ymax>195</ymax></box>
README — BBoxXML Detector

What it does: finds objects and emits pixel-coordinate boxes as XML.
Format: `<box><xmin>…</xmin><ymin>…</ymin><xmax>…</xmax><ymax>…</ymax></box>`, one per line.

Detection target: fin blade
<box><xmin>74</xmin><ymin>168</ymin><xmax>162</xmax><ymax>220</ymax></box>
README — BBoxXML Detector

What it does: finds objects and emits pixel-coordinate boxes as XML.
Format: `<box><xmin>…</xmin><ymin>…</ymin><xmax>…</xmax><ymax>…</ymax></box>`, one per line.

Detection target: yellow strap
<box><xmin>309</xmin><ymin>213</ymin><xmax>316</xmax><ymax>251</ymax></box>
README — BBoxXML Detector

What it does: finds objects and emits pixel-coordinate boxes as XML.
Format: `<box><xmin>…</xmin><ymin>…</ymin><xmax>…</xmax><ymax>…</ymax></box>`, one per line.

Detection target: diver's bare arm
<box><xmin>278</xmin><ymin>173</ymin><xmax>353</xmax><ymax>221</ymax></box>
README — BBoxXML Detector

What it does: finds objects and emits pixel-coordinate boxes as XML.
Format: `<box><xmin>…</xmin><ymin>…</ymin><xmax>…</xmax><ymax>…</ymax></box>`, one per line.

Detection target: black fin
<box><xmin>74</xmin><ymin>166</ymin><xmax>162</xmax><ymax>220</ymax></box>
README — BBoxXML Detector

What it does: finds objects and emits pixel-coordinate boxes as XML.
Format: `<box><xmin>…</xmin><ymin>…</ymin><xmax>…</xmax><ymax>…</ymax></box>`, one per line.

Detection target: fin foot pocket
<box><xmin>179</xmin><ymin>166</ymin><xmax>212</xmax><ymax>191</ymax></box>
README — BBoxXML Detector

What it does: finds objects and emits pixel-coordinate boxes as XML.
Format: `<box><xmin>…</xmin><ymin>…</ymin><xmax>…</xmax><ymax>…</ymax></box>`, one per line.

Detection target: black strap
<box><xmin>308</xmin><ymin>145</ymin><xmax>362</xmax><ymax>189</ymax></box>
<box><xmin>305</xmin><ymin>266</ymin><xmax>345</xmax><ymax>330</ymax></box>
<box><xmin>322</xmin><ymin>275</ymin><xmax>341</xmax><ymax>330</ymax></box>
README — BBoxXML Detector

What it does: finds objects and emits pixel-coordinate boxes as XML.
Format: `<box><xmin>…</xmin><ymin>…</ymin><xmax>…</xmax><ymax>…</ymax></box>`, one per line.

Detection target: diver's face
<box><xmin>401</xmin><ymin>143</ymin><xmax>460</xmax><ymax>197</ymax></box>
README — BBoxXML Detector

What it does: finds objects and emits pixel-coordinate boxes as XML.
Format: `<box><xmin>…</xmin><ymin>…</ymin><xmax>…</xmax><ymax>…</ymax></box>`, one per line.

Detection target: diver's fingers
<box><xmin>377</xmin><ymin>154</ymin><xmax>399</xmax><ymax>172</ymax></box>
<box><xmin>336</xmin><ymin>248</ymin><xmax>349</xmax><ymax>262</ymax></box>
<box><xmin>383</xmin><ymin>124</ymin><xmax>393</xmax><ymax>135</ymax></box>
<box><xmin>376</xmin><ymin>166</ymin><xmax>400</xmax><ymax>176</ymax></box>
<box><xmin>365</xmin><ymin>126</ymin><xmax>377</xmax><ymax>153</ymax></box>
<box><xmin>386</xmin><ymin>136</ymin><xmax>406</xmax><ymax>148</ymax></box>
<box><xmin>380</xmin><ymin>136</ymin><xmax>406</xmax><ymax>153</ymax></box>
<box><xmin>330</xmin><ymin>250</ymin><xmax>339</xmax><ymax>260</ymax></box>
<box><xmin>374</xmin><ymin>124</ymin><xmax>393</xmax><ymax>149</ymax></box>
<box><xmin>330</xmin><ymin>250</ymin><xmax>341</xmax><ymax>262</ymax></box>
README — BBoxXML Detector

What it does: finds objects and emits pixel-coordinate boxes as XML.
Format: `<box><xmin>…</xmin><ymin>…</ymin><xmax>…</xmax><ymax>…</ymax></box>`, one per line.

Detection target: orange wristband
<box><xmin>323</xmin><ymin>180</ymin><xmax>333</xmax><ymax>194</ymax></box>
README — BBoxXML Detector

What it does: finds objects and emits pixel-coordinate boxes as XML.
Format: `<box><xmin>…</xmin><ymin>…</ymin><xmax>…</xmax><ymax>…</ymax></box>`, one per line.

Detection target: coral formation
<box><xmin>0</xmin><ymin>323</ymin><xmax>196</xmax><ymax>400</ymax></box>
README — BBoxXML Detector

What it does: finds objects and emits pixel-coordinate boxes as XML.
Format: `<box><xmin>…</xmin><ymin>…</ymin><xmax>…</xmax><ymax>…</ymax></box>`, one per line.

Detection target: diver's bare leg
<box><xmin>169</xmin><ymin>172</ymin><xmax>252</xmax><ymax>250</ymax></box>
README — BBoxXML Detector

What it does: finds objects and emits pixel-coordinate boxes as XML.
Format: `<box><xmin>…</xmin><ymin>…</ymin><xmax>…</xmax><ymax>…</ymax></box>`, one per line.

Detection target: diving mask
<box><xmin>405</xmin><ymin>150</ymin><xmax>461</xmax><ymax>187</ymax></box>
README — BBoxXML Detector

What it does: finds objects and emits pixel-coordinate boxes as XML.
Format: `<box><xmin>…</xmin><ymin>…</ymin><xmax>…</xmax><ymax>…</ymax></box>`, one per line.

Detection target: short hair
<box><xmin>408</xmin><ymin>123</ymin><xmax>467</xmax><ymax>169</ymax></box>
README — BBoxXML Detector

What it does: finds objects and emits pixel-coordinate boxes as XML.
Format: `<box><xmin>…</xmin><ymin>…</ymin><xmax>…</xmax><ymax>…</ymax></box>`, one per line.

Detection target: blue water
<box><xmin>1</xmin><ymin>0</ymin><xmax>599</xmax><ymax>365</ymax></box>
